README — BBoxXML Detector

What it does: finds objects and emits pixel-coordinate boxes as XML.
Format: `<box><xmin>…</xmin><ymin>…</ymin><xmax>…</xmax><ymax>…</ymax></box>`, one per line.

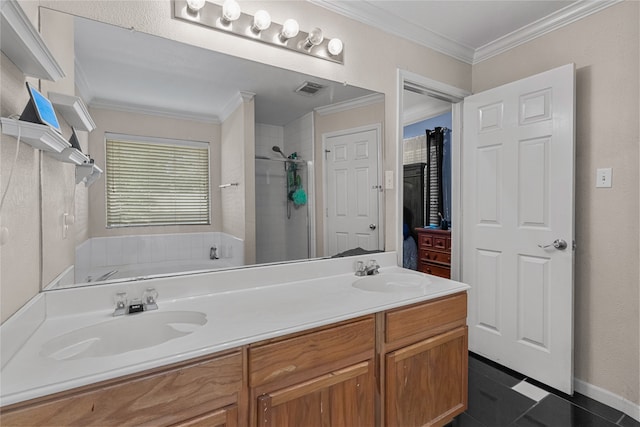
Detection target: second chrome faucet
<box><xmin>113</xmin><ymin>287</ymin><xmax>159</xmax><ymax>316</ymax></box>
<box><xmin>355</xmin><ymin>259</ymin><xmax>380</xmax><ymax>276</ymax></box>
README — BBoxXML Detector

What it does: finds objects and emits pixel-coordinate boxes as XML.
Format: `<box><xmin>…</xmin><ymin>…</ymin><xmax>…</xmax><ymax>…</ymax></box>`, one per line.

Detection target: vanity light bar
<box><xmin>172</xmin><ymin>0</ymin><xmax>344</xmax><ymax>64</ymax></box>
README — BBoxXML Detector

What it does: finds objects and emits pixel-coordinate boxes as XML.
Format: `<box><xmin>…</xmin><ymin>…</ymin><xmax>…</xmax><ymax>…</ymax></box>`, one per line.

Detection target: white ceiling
<box><xmin>73</xmin><ymin>16</ymin><xmax>376</xmax><ymax>126</ymax></box>
<box><xmin>310</xmin><ymin>0</ymin><xmax>619</xmax><ymax>64</ymax></box>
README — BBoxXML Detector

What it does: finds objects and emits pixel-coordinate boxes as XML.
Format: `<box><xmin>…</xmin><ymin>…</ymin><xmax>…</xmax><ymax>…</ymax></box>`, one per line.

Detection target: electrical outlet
<box><xmin>596</xmin><ymin>168</ymin><xmax>612</xmax><ymax>188</ymax></box>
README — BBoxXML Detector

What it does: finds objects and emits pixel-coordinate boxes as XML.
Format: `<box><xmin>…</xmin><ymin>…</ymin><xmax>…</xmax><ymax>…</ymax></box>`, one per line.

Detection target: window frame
<box><xmin>104</xmin><ymin>132</ymin><xmax>211</xmax><ymax>229</ymax></box>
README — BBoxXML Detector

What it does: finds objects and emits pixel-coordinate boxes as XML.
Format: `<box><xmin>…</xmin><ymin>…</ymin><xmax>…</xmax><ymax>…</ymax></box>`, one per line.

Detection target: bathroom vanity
<box><xmin>0</xmin><ymin>254</ymin><xmax>469</xmax><ymax>427</ymax></box>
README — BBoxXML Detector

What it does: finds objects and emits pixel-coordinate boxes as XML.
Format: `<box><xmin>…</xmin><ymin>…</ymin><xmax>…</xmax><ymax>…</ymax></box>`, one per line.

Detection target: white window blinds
<box><xmin>105</xmin><ymin>134</ymin><xmax>210</xmax><ymax>227</ymax></box>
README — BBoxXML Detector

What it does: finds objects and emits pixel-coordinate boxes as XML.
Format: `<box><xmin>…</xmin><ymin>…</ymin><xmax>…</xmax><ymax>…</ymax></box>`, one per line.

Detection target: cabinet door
<box><xmin>257</xmin><ymin>360</ymin><xmax>374</xmax><ymax>427</ymax></box>
<box><xmin>386</xmin><ymin>327</ymin><xmax>468</xmax><ymax>427</ymax></box>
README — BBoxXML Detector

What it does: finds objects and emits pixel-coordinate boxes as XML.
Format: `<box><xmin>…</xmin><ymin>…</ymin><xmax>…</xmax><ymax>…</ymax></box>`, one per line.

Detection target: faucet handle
<box><xmin>113</xmin><ymin>292</ymin><xmax>128</xmax><ymax>316</ymax></box>
<box><xmin>355</xmin><ymin>260</ymin><xmax>366</xmax><ymax>276</ymax></box>
<box><xmin>115</xmin><ymin>292</ymin><xmax>127</xmax><ymax>308</ymax></box>
<box><xmin>143</xmin><ymin>288</ymin><xmax>159</xmax><ymax>310</ymax></box>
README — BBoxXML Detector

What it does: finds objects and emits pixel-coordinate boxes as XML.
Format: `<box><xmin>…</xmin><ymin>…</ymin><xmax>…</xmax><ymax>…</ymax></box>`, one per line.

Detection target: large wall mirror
<box><xmin>41</xmin><ymin>10</ymin><xmax>386</xmax><ymax>290</ymax></box>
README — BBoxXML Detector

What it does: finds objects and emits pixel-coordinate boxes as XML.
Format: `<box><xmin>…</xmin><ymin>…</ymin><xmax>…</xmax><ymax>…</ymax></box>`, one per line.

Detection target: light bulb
<box><xmin>186</xmin><ymin>0</ymin><xmax>205</xmax><ymax>12</ymax></box>
<box><xmin>252</xmin><ymin>10</ymin><xmax>271</xmax><ymax>32</ymax></box>
<box><xmin>280</xmin><ymin>19</ymin><xmax>299</xmax><ymax>40</ymax></box>
<box><xmin>327</xmin><ymin>38</ymin><xmax>343</xmax><ymax>56</ymax></box>
<box><xmin>305</xmin><ymin>27</ymin><xmax>323</xmax><ymax>48</ymax></box>
<box><xmin>221</xmin><ymin>0</ymin><xmax>241</xmax><ymax>23</ymax></box>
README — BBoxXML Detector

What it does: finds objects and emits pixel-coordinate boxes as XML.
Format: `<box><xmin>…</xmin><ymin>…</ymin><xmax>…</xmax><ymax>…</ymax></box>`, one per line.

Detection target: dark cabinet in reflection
<box><xmin>403</xmin><ymin>163</ymin><xmax>426</xmax><ymax>228</ymax></box>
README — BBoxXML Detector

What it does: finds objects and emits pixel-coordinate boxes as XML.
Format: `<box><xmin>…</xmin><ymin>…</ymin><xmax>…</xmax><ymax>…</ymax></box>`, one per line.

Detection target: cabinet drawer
<box><xmin>1</xmin><ymin>352</ymin><xmax>242</xmax><ymax>427</ymax></box>
<box><xmin>418</xmin><ymin>231</ymin><xmax>451</xmax><ymax>251</ymax></box>
<box><xmin>249</xmin><ymin>317</ymin><xmax>374</xmax><ymax>388</ymax></box>
<box><xmin>385</xmin><ymin>293</ymin><xmax>466</xmax><ymax>345</ymax></box>
<box><xmin>418</xmin><ymin>233</ymin><xmax>434</xmax><ymax>248</ymax></box>
<box><xmin>419</xmin><ymin>250</ymin><xmax>451</xmax><ymax>265</ymax></box>
<box><xmin>419</xmin><ymin>262</ymin><xmax>451</xmax><ymax>278</ymax></box>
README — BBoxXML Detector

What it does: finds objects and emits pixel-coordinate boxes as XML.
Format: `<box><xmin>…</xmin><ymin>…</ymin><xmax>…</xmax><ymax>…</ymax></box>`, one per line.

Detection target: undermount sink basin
<box><xmin>40</xmin><ymin>311</ymin><xmax>207</xmax><ymax>361</ymax></box>
<box><xmin>353</xmin><ymin>272</ymin><xmax>432</xmax><ymax>293</ymax></box>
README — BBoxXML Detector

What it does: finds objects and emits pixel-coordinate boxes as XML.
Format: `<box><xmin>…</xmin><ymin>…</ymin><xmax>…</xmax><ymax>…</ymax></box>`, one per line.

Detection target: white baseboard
<box><xmin>574</xmin><ymin>378</ymin><xmax>640</xmax><ymax>422</ymax></box>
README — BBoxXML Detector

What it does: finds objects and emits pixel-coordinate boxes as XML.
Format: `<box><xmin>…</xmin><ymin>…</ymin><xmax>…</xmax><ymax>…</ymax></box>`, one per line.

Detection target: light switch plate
<box><xmin>385</xmin><ymin>170</ymin><xmax>394</xmax><ymax>189</ymax></box>
<box><xmin>596</xmin><ymin>168</ymin><xmax>612</xmax><ymax>188</ymax></box>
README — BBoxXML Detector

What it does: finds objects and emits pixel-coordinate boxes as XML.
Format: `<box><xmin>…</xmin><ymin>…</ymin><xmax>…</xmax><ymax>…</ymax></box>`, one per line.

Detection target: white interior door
<box><xmin>325</xmin><ymin>126</ymin><xmax>381</xmax><ymax>256</ymax></box>
<box><xmin>462</xmin><ymin>64</ymin><xmax>575</xmax><ymax>393</ymax></box>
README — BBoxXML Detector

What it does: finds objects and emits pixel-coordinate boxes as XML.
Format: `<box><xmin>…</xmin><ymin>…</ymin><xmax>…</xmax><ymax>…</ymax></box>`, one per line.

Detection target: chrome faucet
<box><xmin>355</xmin><ymin>259</ymin><xmax>380</xmax><ymax>276</ymax></box>
<box><xmin>113</xmin><ymin>288</ymin><xmax>158</xmax><ymax>316</ymax></box>
<box><xmin>210</xmin><ymin>246</ymin><xmax>219</xmax><ymax>260</ymax></box>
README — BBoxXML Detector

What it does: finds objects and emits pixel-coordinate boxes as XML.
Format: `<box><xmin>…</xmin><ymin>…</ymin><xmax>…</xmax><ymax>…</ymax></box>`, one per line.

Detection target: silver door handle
<box><xmin>369</xmin><ymin>224</ymin><xmax>377</xmax><ymax>230</ymax></box>
<box><xmin>538</xmin><ymin>239</ymin><xmax>567</xmax><ymax>250</ymax></box>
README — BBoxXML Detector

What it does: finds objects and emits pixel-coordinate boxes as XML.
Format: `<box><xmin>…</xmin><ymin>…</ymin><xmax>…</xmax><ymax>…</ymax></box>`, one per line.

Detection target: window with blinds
<box><xmin>105</xmin><ymin>133</ymin><xmax>210</xmax><ymax>227</ymax></box>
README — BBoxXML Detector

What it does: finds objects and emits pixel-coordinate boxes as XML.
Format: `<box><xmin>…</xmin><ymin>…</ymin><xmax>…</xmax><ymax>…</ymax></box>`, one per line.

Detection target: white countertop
<box><xmin>0</xmin><ymin>254</ymin><xmax>469</xmax><ymax>407</ymax></box>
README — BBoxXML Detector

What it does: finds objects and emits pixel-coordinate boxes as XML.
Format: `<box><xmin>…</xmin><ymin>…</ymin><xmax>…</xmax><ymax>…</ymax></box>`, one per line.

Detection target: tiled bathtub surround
<box><xmin>72</xmin><ymin>232</ymin><xmax>244</xmax><ymax>285</ymax></box>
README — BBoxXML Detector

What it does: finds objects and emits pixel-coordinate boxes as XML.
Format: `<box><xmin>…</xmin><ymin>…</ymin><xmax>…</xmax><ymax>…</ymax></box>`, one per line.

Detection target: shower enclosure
<box><xmin>254</xmin><ymin>120</ymin><xmax>314</xmax><ymax>265</ymax></box>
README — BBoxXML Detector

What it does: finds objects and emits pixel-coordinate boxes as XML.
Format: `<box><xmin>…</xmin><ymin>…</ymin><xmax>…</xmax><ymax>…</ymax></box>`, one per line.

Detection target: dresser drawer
<box><xmin>419</xmin><ymin>250</ymin><xmax>451</xmax><ymax>265</ymax></box>
<box><xmin>249</xmin><ymin>317</ymin><xmax>374</xmax><ymax>388</ymax></box>
<box><xmin>419</xmin><ymin>262</ymin><xmax>451</xmax><ymax>278</ymax></box>
<box><xmin>417</xmin><ymin>230</ymin><xmax>451</xmax><ymax>251</ymax></box>
<box><xmin>385</xmin><ymin>293</ymin><xmax>466</xmax><ymax>345</ymax></box>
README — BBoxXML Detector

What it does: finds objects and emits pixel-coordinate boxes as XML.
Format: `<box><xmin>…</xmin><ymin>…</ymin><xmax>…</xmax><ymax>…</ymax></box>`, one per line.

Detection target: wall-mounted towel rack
<box><xmin>219</xmin><ymin>183</ymin><xmax>239</xmax><ymax>189</ymax></box>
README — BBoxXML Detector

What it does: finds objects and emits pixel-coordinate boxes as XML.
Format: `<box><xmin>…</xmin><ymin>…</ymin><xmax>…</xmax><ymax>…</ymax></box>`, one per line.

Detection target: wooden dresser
<box><xmin>415</xmin><ymin>228</ymin><xmax>451</xmax><ymax>279</ymax></box>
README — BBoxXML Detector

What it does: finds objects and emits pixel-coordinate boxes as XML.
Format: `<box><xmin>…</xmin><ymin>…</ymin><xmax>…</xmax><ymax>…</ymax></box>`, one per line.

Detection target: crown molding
<box><xmin>219</xmin><ymin>91</ymin><xmax>255</xmax><ymax>123</ymax></box>
<box><xmin>315</xmin><ymin>93</ymin><xmax>384</xmax><ymax>116</ymax></box>
<box><xmin>310</xmin><ymin>0</ymin><xmax>622</xmax><ymax>66</ymax></box>
<box><xmin>89</xmin><ymin>98</ymin><xmax>221</xmax><ymax>124</ymax></box>
<box><xmin>473</xmin><ymin>0</ymin><xmax>623</xmax><ymax>63</ymax></box>
<box><xmin>308</xmin><ymin>0</ymin><xmax>475</xmax><ymax>64</ymax></box>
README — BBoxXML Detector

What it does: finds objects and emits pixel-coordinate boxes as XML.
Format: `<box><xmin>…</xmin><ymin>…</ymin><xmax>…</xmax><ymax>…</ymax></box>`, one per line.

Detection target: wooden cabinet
<box><xmin>0</xmin><ymin>351</ymin><xmax>243</xmax><ymax>427</ymax></box>
<box><xmin>1</xmin><ymin>293</ymin><xmax>468</xmax><ymax>427</ymax></box>
<box><xmin>249</xmin><ymin>317</ymin><xmax>376</xmax><ymax>427</ymax></box>
<box><xmin>383</xmin><ymin>293</ymin><xmax>468</xmax><ymax>427</ymax></box>
<box><xmin>416</xmin><ymin>228</ymin><xmax>452</xmax><ymax>278</ymax></box>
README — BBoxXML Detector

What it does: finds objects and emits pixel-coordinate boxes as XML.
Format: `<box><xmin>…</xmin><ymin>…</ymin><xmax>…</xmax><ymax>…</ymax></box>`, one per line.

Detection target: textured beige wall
<box><xmin>39</xmin><ymin>8</ymin><xmax>76</xmax><ymax>287</ymax></box>
<box><xmin>472</xmin><ymin>0</ymin><xmax>639</xmax><ymax>405</ymax></box>
<box><xmin>87</xmin><ymin>107</ymin><xmax>221</xmax><ymax>238</ymax></box>
<box><xmin>313</xmin><ymin>100</ymin><xmax>386</xmax><ymax>256</ymax></box>
<box><xmin>0</xmin><ymin>58</ymin><xmax>41</xmax><ymax>323</ymax></box>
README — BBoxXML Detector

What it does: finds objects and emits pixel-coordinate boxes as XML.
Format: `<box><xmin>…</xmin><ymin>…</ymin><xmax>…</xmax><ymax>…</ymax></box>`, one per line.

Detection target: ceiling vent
<box><xmin>295</xmin><ymin>81</ymin><xmax>325</xmax><ymax>96</ymax></box>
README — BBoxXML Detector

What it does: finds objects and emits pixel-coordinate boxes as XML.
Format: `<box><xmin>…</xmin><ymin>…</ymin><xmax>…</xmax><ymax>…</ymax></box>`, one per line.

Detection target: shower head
<box><xmin>272</xmin><ymin>146</ymin><xmax>287</xmax><ymax>158</ymax></box>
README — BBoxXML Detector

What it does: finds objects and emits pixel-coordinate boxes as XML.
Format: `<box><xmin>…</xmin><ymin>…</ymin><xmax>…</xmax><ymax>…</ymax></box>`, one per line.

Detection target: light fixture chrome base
<box><xmin>172</xmin><ymin>0</ymin><xmax>344</xmax><ymax>64</ymax></box>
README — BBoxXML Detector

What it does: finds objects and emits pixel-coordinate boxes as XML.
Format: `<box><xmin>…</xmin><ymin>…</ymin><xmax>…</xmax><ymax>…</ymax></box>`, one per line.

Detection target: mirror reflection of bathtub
<box><xmin>47</xmin><ymin>232</ymin><xmax>243</xmax><ymax>289</ymax></box>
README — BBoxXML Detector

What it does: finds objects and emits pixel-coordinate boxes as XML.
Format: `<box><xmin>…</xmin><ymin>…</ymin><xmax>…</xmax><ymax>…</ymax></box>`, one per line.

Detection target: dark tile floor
<box><xmin>446</xmin><ymin>353</ymin><xmax>640</xmax><ymax>427</ymax></box>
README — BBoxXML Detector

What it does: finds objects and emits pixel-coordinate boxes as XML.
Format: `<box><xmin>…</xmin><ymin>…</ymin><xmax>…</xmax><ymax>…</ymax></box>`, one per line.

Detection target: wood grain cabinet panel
<box><xmin>386</xmin><ymin>292</ymin><xmax>467</xmax><ymax>346</ymax></box>
<box><xmin>257</xmin><ymin>361</ymin><xmax>375</xmax><ymax>427</ymax></box>
<box><xmin>250</xmin><ymin>317</ymin><xmax>376</xmax><ymax>427</ymax></box>
<box><xmin>0</xmin><ymin>351</ymin><xmax>242</xmax><ymax>427</ymax></box>
<box><xmin>385</xmin><ymin>327</ymin><xmax>468</xmax><ymax>427</ymax></box>
<box><xmin>249</xmin><ymin>317</ymin><xmax>374</xmax><ymax>388</ymax></box>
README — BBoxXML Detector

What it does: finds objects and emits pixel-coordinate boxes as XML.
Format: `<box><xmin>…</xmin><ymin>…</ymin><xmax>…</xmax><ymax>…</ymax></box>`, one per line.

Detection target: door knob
<box><xmin>538</xmin><ymin>239</ymin><xmax>567</xmax><ymax>250</ymax></box>
<box><xmin>369</xmin><ymin>224</ymin><xmax>377</xmax><ymax>230</ymax></box>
